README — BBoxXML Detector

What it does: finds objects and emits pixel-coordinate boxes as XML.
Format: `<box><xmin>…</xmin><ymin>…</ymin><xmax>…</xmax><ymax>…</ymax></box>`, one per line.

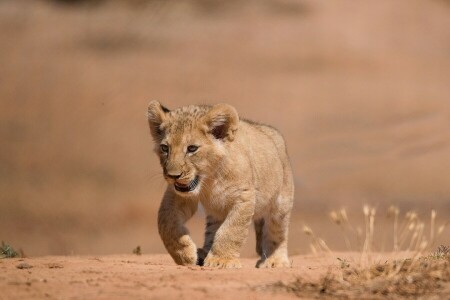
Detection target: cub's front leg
<box><xmin>203</xmin><ymin>191</ymin><xmax>255</xmax><ymax>269</ymax></box>
<box><xmin>158</xmin><ymin>189</ymin><xmax>198</xmax><ymax>265</ymax></box>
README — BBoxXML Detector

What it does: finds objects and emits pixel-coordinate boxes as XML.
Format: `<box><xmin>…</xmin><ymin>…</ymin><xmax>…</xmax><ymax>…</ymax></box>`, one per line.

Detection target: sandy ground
<box><xmin>0</xmin><ymin>254</ymin><xmax>330</xmax><ymax>300</ymax></box>
<box><xmin>0</xmin><ymin>253</ymin><xmax>403</xmax><ymax>300</ymax></box>
<box><xmin>2</xmin><ymin>251</ymin><xmax>450</xmax><ymax>299</ymax></box>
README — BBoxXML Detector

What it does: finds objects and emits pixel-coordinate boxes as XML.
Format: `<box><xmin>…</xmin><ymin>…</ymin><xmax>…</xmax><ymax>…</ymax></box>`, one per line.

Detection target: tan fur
<box><xmin>147</xmin><ymin>101</ymin><xmax>294</xmax><ymax>268</ymax></box>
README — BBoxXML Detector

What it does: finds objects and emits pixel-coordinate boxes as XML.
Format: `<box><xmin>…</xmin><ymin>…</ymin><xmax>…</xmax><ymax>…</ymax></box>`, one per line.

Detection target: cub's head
<box><xmin>147</xmin><ymin>101</ymin><xmax>239</xmax><ymax>196</ymax></box>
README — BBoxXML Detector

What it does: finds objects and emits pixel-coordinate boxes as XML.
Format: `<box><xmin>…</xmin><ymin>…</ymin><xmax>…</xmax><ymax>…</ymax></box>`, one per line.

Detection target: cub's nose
<box><xmin>166</xmin><ymin>172</ymin><xmax>182</xmax><ymax>180</ymax></box>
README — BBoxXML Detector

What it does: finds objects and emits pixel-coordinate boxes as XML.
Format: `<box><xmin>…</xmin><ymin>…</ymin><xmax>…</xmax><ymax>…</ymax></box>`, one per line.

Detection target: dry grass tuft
<box><xmin>0</xmin><ymin>241</ymin><xmax>19</xmax><ymax>259</ymax></box>
<box><xmin>266</xmin><ymin>245</ymin><xmax>449</xmax><ymax>299</ymax></box>
<box><xmin>428</xmin><ymin>245</ymin><xmax>450</xmax><ymax>260</ymax></box>
<box><xmin>269</xmin><ymin>254</ymin><xmax>449</xmax><ymax>298</ymax></box>
<box><xmin>266</xmin><ymin>206</ymin><xmax>450</xmax><ymax>298</ymax></box>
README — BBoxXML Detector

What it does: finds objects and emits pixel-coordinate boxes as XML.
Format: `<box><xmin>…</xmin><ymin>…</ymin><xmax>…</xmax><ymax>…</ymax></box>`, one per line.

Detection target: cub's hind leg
<box><xmin>256</xmin><ymin>200</ymin><xmax>292</xmax><ymax>268</ymax></box>
<box><xmin>258</xmin><ymin>148</ymin><xmax>295</xmax><ymax>268</ymax></box>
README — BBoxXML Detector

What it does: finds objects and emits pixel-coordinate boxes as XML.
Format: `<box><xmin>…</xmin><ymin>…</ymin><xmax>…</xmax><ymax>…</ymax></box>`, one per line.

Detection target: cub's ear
<box><xmin>147</xmin><ymin>100</ymin><xmax>170</xmax><ymax>141</ymax></box>
<box><xmin>203</xmin><ymin>103</ymin><xmax>239</xmax><ymax>141</ymax></box>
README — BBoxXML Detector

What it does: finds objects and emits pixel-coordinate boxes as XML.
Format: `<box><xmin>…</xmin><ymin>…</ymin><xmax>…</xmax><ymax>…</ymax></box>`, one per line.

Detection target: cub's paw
<box><xmin>256</xmin><ymin>256</ymin><xmax>291</xmax><ymax>268</ymax></box>
<box><xmin>171</xmin><ymin>239</ymin><xmax>198</xmax><ymax>266</ymax></box>
<box><xmin>174</xmin><ymin>250</ymin><xmax>197</xmax><ymax>266</ymax></box>
<box><xmin>203</xmin><ymin>255</ymin><xmax>242</xmax><ymax>269</ymax></box>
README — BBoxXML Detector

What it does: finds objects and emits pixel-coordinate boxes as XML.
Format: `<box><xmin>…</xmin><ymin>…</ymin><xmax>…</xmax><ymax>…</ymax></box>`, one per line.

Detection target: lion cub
<box><xmin>148</xmin><ymin>101</ymin><xmax>294</xmax><ymax>268</ymax></box>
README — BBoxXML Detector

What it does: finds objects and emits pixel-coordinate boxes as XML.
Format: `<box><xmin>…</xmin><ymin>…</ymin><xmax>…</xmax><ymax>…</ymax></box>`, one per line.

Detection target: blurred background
<box><xmin>1</xmin><ymin>0</ymin><xmax>449</xmax><ymax>256</ymax></box>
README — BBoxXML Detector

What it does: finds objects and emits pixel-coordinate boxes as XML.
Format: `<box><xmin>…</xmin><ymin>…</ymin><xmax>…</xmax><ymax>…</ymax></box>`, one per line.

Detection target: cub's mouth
<box><xmin>174</xmin><ymin>176</ymin><xmax>200</xmax><ymax>193</ymax></box>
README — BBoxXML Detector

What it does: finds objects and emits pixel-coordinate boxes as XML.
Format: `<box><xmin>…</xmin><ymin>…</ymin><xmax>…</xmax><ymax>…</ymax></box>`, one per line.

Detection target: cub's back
<box><xmin>236</xmin><ymin>120</ymin><xmax>288</xmax><ymax>205</ymax></box>
<box><xmin>241</xmin><ymin>119</ymin><xmax>289</xmax><ymax>164</ymax></box>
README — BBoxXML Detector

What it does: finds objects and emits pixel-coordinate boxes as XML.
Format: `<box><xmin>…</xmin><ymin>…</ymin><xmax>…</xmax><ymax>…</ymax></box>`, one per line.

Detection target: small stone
<box><xmin>47</xmin><ymin>263</ymin><xmax>63</xmax><ymax>269</ymax></box>
<box><xmin>16</xmin><ymin>262</ymin><xmax>32</xmax><ymax>269</ymax></box>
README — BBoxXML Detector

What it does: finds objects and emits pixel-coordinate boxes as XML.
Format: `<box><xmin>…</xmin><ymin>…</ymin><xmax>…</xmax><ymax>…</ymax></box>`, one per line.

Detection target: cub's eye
<box><xmin>160</xmin><ymin>144</ymin><xmax>169</xmax><ymax>153</ymax></box>
<box><xmin>187</xmin><ymin>145</ymin><xmax>199</xmax><ymax>153</ymax></box>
